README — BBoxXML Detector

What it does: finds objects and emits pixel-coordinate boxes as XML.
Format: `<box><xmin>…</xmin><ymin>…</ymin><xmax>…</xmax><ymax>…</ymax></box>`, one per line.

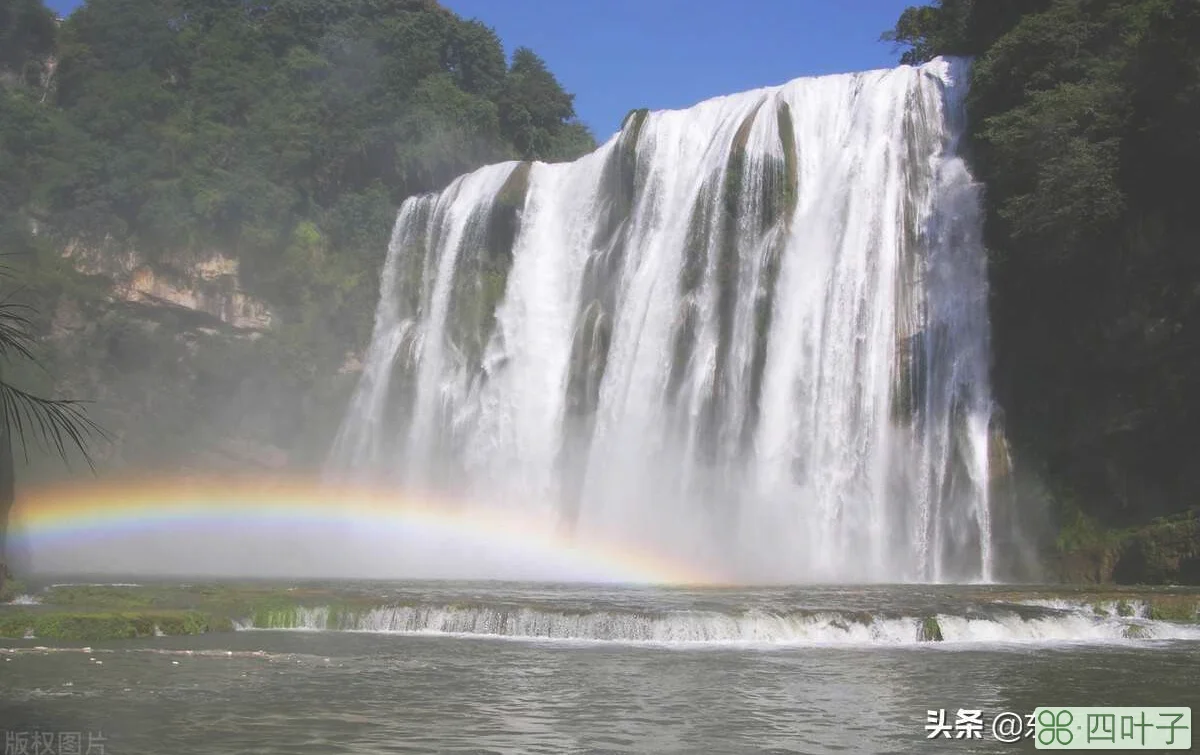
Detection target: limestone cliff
<box><xmin>62</xmin><ymin>241</ymin><xmax>272</xmax><ymax>332</ymax></box>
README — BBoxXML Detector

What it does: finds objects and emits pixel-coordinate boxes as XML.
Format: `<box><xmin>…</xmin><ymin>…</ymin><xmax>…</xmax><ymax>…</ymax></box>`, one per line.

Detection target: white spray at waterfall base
<box><xmin>330</xmin><ymin>57</ymin><xmax>999</xmax><ymax>584</ymax></box>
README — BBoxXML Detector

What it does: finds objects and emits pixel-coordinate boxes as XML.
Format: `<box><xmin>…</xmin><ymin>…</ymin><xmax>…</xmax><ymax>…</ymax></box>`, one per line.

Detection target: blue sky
<box><xmin>43</xmin><ymin>0</ymin><xmax>920</xmax><ymax>139</ymax></box>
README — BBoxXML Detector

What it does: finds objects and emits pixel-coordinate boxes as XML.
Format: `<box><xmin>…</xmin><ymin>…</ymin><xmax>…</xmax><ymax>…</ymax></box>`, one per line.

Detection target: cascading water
<box><xmin>329</xmin><ymin>57</ymin><xmax>999</xmax><ymax>583</ymax></box>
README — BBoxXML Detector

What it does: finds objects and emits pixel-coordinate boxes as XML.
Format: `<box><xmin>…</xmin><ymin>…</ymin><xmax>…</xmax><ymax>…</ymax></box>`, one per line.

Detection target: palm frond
<box><xmin>0</xmin><ymin>382</ymin><xmax>107</xmax><ymax>471</ymax></box>
<box><xmin>0</xmin><ymin>300</ymin><xmax>39</xmax><ymax>363</ymax></box>
<box><xmin>0</xmin><ymin>256</ymin><xmax>56</xmax><ymax>376</ymax></box>
<box><xmin>0</xmin><ymin>252</ymin><xmax>108</xmax><ymax>471</ymax></box>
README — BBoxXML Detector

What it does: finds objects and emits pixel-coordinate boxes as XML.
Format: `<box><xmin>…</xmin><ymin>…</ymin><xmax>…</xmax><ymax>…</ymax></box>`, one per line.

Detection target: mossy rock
<box><xmin>847</xmin><ymin>611</ymin><xmax>875</xmax><ymax>626</ymax></box>
<box><xmin>442</xmin><ymin>166</ymin><xmax>527</xmax><ymax>369</ymax></box>
<box><xmin>1122</xmin><ymin>623</ymin><xmax>1151</xmax><ymax>639</ymax></box>
<box><xmin>918</xmin><ymin>615</ymin><xmax>943</xmax><ymax>642</ymax></box>
<box><xmin>891</xmin><ymin>334</ymin><xmax>925</xmax><ymax>425</ymax></box>
<box><xmin>695</xmin><ymin>101</ymin><xmax>767</xmax><ymax>452</ymax></box>
<box><xmin>251</xmin><ymin>606</ymin><xmax>306</xmax><ymax>630</ymax></box>
<box><xmin>774</xmin><ymin>101</ymin><xmax>798</xmax><ymax>225</ymax></box>
<box><xmin>753</xmin><ymin>101</ymin><xmax>799</xmax><ymax>235</ymax></box>
<box><xmin>326</xmin><ymin>604</ymin><xmax>370</xmax><ymax>630</ymax></box>
<box><xmin>986</xmin><ymin>588</ymin><xmax>1200</xmax><ymax>623</ymax></box>
<box><xmin>722</xmin><ymin>101</ymin><xmax>763</xmax><ymax>219</ymax></box>
<box><xmin>564</xmin><ymin>301</ymin><xmax>613</xmax><ymax>419</ymax></box>
<box><xmin>620</xmin><ymin>107</ymin><xmax>650</xmax><ymax>132</ymax></box>
<box><xmin>0</xmin><ymin>610</ymin><xmax>233</xmax><ymax>641</ymax></box>
<box><xmin>1148</xmin><ymin>602</ymin><xmax>1198</xmax><ymax>622</ymax></box>
<box><xmin>487</xmin><ymin>161</ymin><xmax>531</xmax><ymax>268</ymax></box>
<box><xmin>247</xmin><ymin>601</ymin><xmax>384</xmax><ymax>631</ymax></box>
<box><xmin>0</xmin><ymin>614</ymin><xmax>33</xmax><ymax>638</ymax></box>
<box><xmin>592</xmin><ymin>110</ymin><xmax>647</xmax><ymax>253</ymax></box>
<box><xmin>42</xmin><ymin>585</ymin><xmax>162</xmax><ymax>609</ymax></box>
<box><xmin>828</xmin><ymin>612</ymin><xmax>875</xmax><ymax>632</ymax></box>
<box><xmin>0</xmin><ymin>578</ymin><xmax>26</xmax><ymax>604</ymax></box>
<box><xmin>616</xmin><ymin>108</ymin><xmax>650</xmax><ymax>190</ymax></box>
<box><xmin>566</xmin><ymin>109</ymin><xmax>652</xmax><ymax>416</ymax></box>
<box><xmin>494</xmin><ymin>162</ymin><xmax>531</xmax><ymax>216</ymax></box>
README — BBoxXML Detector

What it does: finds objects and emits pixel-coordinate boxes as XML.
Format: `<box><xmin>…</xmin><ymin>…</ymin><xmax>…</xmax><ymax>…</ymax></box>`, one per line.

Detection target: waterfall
<box><xmin>330</xmin><ymin>57</ymin><xmax>997</xmax><ymax>583</ymax></box>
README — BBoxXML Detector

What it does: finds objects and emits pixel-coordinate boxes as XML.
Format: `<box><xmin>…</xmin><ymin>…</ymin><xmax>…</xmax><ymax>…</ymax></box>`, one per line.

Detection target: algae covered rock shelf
<box><xmin>0</xmin><ymin>583</ymin><xmax>374</xmax><ymax>642</ymax></box>
<box><xmin>2</xmin><ymin>582</ymin><xmax>1198</xmax><ymax>644</ymax></box>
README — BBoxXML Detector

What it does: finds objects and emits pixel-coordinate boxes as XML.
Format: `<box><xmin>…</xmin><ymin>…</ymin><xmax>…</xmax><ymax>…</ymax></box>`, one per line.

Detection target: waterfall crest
<box><xmin>330</xmin><ymin>57</ymin><xmax>997</xmax><ymax>583</ymax></box>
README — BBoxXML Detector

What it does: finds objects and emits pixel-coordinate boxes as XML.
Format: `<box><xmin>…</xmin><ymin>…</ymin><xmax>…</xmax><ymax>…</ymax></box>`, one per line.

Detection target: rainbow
<box><xmin>7</xmin><ymin>476</ymin><xmax>724</xmax><ymax>585</ymax></box>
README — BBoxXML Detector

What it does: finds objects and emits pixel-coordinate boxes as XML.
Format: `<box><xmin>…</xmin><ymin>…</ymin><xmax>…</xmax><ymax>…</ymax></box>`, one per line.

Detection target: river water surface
<box><xmin>2</xmin><ymin>581</ymin><xmax>1197</xmax><ymax>753</ymax></box>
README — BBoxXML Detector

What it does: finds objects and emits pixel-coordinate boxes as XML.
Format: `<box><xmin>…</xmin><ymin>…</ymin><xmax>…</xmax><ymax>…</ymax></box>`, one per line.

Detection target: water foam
<box><xmin>240</xmin><ymin>603</ymin><xmax>1200</xmax><ymax>647</ymax></box>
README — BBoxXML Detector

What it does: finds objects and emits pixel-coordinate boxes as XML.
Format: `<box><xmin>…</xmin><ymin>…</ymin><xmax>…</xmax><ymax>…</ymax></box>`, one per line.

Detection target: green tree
<box><xmin>0</xmin><ymin>0</ymin><xmax>58</xmax><ymax>88</ymax></box>
<box><xmin>499</xmin><ymin>47</ymin><xmax>588</xmax><ymax>160</ymax></box>
<box><xmin>881</xmin><ymin>0</ymin><xmax>1050</xmax><ymax>65</ymax></box>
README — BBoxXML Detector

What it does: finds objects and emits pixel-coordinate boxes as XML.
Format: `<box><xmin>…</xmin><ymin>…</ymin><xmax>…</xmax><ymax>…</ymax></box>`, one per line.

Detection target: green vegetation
<box><xmin>0</xmin><ymin>0</ymin><xmax>594</xmax><ymax>484</ymax></box>
<box><xmin>37</xmin><ymin>582</ymin><xmax>386</xmax><ymax>615</ymax></box>
<box><xmin>1147</xmin><ymin>601</ymin><xmax>1197</xmax><ymax>622</ymax></box>
<box><xmin>918</xmin><ymin>615</ymin><xmax>943</xmax><ymax>642</ymax></box>
<box><xmin>0</xmin><ymin>577</ymin><xmax>25</xmax><ymax>602</ymax></box>
<box><xmin>1122</xmin><ymin>624</ymin><xmax>1150</xmax><ymax>639</ymax></box>
<box><xmin>886</xmin><ymin>0</ymin><xmax>1200</xmax><ymax>584</ymax></box>
<box><xmin>986</xmin><ymin>586</ymin><xmax>1200</xmax><ymax>621</ymax></box>
<box><xmin>0</xmin><ymin>582</ymin><xmax>396</xmax><ymax>639</ymax></box>
<box><xmin>829</xmin><ymin>610</ymin><xmax>877</xmax><ymax>631</ymax></box>
<box><xmin>0</xmin><ymin>609</ymin><xmax>232</xmax><ymax>640</ymax></box>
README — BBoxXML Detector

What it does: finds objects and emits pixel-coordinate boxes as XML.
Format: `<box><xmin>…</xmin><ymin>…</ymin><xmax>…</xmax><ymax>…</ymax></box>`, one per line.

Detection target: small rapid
<box><xmin>238</xmin><ymin>600</ymin><xmax>1200</xmax><ymax>647</ymax></box>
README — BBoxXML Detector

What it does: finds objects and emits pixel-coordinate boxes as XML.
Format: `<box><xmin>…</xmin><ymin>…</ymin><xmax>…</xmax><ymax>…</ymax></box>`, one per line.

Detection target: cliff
<box><xmin>14</xmin><ymin>237</ymin><xmax>359</xmax><ymax>480</ymax></box>
<box><xmin>63</xmin><ymin>241</ymin><xmax>273</xmax><ymax>332</ymax></box>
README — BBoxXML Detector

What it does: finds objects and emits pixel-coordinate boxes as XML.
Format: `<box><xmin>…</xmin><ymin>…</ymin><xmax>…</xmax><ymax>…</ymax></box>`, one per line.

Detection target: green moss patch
<box><xmin>42</xmin><ymin>584</ymin><xmax>162</xmax><ymax>609</ymax></box>
<box><xmin>987</xmin><ymin>587</ymin><xmax>1200</xmax><ymax>622</ymax></box>
<box><xmin>0</xmin><ymin>582</ymin><xmax>400</xmax><ymax>642</ymax></box>
<box><xmin>1147</xmin><ymin>601</ymin><xmax>1198</xmax><ymax>621</ymax></box>
<box><xmin>1052</xmin><ymin>507</ymin><xmax>1200</xmax><ymax>586</ymax></box>
<box><xmin>918</xmin><ymin>615</ymin><xmax>944</xmax><ymax>642</ymax></box>
<box><xmin>0</xmin><ymin>578</ymin><xmax>27</xmax><ymax>603</ymax></box>
<box><xmin>1122</xmin><ymin>624</ymin><xmax>1151</xmax><ymax>639</ymax></box>
<box><xmin>0</xmin><ymin>610</ymin><xmax>233</xmax><ymax>641</ymax></box>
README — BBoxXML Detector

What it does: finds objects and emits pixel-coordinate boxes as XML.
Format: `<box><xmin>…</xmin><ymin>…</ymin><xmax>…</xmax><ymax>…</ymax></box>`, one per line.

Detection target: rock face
<box><xmin>19</xmin><ymin>239</ymin><xmax>315</xmax><ymax>479</ymax></box>
<box><xmin>63</xmin><ymin>241</ymin><xmax>272</xmax><ymax>332</ymax></box>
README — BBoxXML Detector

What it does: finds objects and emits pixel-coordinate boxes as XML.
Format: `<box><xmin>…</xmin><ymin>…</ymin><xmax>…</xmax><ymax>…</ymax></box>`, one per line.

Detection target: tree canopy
<box><xmin>1</xmin><ymin>0</ymin><xmax>594</xmax><ymax>322</ymax></box>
